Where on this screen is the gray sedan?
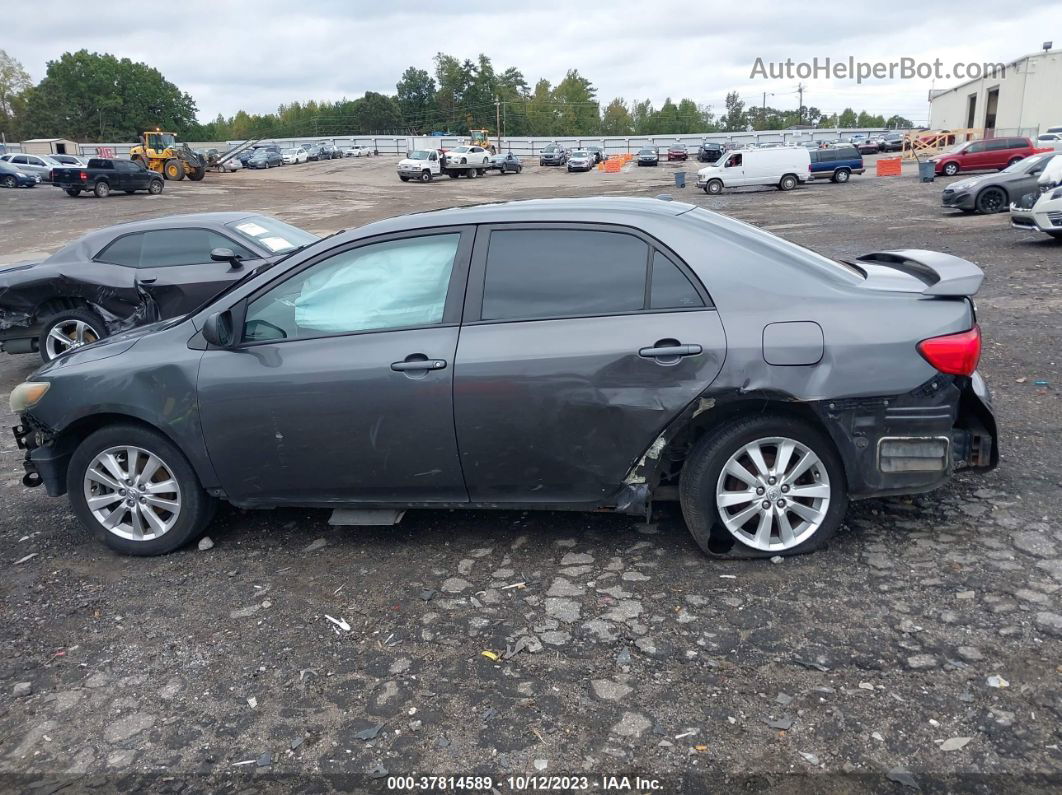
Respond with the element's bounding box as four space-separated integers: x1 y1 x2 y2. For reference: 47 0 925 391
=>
941 152 1058 214
11 198 996 559
0 153 65 181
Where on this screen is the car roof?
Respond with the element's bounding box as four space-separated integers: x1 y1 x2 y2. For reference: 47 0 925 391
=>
45 212 266 263
346 198 696 238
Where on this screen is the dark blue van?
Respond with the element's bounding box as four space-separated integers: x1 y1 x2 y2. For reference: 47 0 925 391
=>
808 145 864 183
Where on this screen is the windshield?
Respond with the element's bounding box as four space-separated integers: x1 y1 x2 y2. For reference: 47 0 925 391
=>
282 149 297 155
226 216 319 255
409 150 432 160
1002 153 1049 174
639 148 655 155
542 145 558 153
571 151 589 157
943 142 969 154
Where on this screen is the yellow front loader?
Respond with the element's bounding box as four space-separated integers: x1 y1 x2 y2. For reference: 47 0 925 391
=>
129 130 206 181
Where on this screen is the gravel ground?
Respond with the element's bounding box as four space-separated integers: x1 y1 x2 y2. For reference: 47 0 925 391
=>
0 154 1060 793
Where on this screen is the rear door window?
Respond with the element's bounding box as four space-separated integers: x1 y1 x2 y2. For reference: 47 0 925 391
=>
96 233 145 266
650 251 705 310
481 229 648 321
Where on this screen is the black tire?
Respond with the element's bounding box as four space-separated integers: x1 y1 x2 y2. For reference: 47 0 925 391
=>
420 170 432 183
187 166 206 181
517 165 522 174
467 168 478 179
942 162 959 176
832 168 851 183
448 172 459 179
975 186 1008 214
164 159 185 180
37 308 108 363
679 415 848 558
779 174 798 191
66 423 215 557
93 180 111 198
704 179 723 195
65 187 80 197
399 175 410 182
148 180 164 195
1006 156 1023 168
1 175 16 189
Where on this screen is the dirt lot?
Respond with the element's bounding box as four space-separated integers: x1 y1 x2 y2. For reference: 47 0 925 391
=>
1 153 1060 793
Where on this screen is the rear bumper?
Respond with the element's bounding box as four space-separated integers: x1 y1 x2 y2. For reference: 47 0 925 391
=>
817 373 997 499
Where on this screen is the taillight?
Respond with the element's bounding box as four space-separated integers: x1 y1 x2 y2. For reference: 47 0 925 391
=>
917 326 981 376
79 171 88 181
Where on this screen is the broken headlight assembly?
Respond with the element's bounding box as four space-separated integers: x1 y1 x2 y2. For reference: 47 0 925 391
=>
9 381 50 413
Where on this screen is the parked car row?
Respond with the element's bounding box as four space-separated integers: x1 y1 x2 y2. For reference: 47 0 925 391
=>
7 198 996 561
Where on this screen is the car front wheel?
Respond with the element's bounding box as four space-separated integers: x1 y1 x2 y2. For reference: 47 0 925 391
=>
679 415 847 557
976 186 1007 214
943 162 960 176
704 179 723 195
67 424 215 556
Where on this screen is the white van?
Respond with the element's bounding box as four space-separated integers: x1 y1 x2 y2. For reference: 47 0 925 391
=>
696 147 811 194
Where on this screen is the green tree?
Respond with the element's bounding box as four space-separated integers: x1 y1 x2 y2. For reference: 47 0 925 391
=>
601 98 632 136
885 114 913 129
23 50 197 141
396 67 437 133
352 91 403 133
837 107 858 128
0 49 31 141
631 99 655 134
553 69 598 135
720 91 746 132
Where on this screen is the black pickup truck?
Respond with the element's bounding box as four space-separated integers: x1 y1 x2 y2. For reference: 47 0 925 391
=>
51 158 165 198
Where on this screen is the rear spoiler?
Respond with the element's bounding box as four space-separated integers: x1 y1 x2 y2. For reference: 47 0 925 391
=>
852 249 984 296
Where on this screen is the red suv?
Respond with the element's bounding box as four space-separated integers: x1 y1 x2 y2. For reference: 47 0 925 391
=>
666 145 688 161
933 136 1036 176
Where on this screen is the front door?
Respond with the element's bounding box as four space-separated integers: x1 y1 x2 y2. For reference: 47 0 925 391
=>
453 225 726 505
197 228 473 505
133 228 266 316
720 152 746 185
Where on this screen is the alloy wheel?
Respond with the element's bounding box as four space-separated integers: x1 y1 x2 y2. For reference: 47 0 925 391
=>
45 320 100 359
714 436 831 552
83 445 182 541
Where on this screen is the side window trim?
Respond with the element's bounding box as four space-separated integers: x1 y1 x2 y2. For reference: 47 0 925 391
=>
94 228 257 267
94 231 144 267
463 222 714 326
232 225 475 348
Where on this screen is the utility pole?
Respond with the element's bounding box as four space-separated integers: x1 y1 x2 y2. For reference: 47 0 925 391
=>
796 83 806 122
495 96 501 151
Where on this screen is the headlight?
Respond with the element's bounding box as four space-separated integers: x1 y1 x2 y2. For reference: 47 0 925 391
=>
9 382 50 413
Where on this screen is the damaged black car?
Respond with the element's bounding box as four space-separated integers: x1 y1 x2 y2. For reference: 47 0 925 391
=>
0 212 318 362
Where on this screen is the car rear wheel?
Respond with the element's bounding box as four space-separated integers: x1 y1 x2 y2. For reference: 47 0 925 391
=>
65 187 80 197
467 169 478 179
448 172 459 179
399 175 410 182
93 181 110 198
679 415 847 557
38 308 107 362
832 168 851 183
779 174 798 191
67 424 215 556
704 179 723 195
975 187 1007 214
1006 157 1023 168
943 162 960 176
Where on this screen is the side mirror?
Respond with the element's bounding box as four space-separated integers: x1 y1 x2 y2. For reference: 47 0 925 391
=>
203 310 235 348
210 247 242 268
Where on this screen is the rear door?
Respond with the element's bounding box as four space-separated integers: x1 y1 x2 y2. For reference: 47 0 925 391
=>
453 224 726 505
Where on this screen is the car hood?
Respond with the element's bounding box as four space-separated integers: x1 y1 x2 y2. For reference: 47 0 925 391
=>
35 317 185 375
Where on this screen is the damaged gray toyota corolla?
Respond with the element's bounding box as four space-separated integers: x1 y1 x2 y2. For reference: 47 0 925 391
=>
10 198 997 558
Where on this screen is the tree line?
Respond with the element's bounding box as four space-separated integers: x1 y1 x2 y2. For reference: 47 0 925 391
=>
0 49 914 144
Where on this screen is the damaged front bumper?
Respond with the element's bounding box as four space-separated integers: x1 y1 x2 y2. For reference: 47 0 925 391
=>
13 418 71 496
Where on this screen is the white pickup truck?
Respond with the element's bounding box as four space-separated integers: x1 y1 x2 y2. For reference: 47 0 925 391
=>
397 146 493 182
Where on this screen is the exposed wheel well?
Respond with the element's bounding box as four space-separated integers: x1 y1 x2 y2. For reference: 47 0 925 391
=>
645 398 838 496
34 297 97 324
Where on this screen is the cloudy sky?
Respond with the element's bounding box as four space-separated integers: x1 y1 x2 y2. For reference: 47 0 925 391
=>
6 0 1061 124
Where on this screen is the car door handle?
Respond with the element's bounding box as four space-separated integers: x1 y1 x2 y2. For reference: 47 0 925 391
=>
391 358 447 372
137 277 157 284
638 344 702 358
